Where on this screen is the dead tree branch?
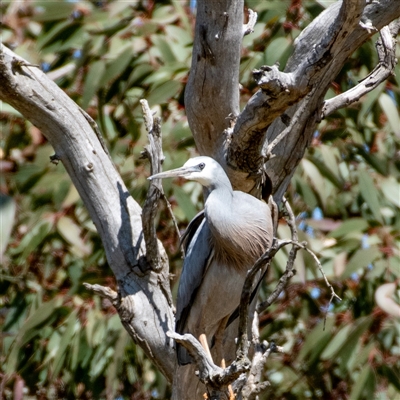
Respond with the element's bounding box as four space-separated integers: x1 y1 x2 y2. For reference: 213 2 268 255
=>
223 1 400 197
235 313 271 400
0 44 176 382
140 99 165 271
168 331 249 399
322 22 399 118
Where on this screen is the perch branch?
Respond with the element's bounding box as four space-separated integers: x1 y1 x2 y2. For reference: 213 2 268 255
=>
79 108 113 163
168 331 249 396
237 197 299 350
236 313 270 399
235 313 285 399
237 238 295 359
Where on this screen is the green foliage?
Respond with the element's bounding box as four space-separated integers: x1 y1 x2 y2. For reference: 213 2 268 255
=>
1 0 399 399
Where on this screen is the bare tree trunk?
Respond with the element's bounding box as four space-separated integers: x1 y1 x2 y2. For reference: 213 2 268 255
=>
184 0 243 160
0 0 399 397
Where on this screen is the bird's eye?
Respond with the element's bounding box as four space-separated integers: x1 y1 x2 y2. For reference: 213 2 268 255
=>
198 162 205 170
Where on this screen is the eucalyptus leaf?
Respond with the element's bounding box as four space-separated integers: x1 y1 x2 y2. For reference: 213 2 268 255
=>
57 216 91 257
6 296 63 374
13 219 53 264
380 177 400 208
297 317 335 364
146 80 182 106
33 2 76 22
99 48 133 88
82 60 106 109
349 364 375 400
0 194 16 257
329 218 369 238
173 186 198 222
151 35 178 64
50 310 78 379
379 92 400 136
358 169 384 224
343 247 381 278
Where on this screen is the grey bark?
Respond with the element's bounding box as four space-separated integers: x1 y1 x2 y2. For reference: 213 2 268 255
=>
185 0 400 199
184 0 243 159
0 0 399 398
0 47 176 382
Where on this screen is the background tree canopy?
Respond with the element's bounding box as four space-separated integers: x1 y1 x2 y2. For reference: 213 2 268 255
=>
1 0 399 399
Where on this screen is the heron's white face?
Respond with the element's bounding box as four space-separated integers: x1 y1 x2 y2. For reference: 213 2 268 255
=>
180 156 221 186
149 156 228 189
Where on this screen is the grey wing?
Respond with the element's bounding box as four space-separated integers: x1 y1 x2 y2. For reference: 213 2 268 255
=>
180 210 205 255
176 217 213 365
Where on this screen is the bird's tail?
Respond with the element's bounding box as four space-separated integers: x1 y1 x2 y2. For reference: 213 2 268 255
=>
176 343 193 365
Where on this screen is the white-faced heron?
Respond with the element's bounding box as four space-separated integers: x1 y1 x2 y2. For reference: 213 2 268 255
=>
149 156 273 365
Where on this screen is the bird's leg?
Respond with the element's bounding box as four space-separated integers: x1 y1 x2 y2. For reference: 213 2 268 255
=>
213 315 230 366
220 358 235 400
213 316 236 400
199 328 237 400
199 334 214 400
200 345 235 400
199 333 213 362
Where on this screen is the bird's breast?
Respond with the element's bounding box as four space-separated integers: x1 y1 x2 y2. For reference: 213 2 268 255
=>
205 193 273 271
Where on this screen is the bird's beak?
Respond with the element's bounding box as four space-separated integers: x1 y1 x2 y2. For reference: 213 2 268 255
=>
148 166 195 181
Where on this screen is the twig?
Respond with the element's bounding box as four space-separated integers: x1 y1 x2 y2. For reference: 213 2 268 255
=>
255 197 301 313
282 196 300 276
140 99 154 133
236 312 269 400
161 191 182 242
301 246 342 328
260 92 317 162
235 197 300 363
83 283 118 303
237 238 294 360
257 197 341 316
140 99 165 271
256 238 342 313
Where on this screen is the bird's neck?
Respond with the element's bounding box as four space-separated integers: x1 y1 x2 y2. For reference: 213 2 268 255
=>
203 172 235 239
204 184 234 232
207 173 233 194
